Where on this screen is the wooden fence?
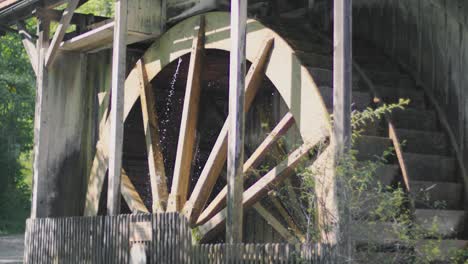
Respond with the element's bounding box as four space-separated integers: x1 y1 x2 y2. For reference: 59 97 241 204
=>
23 213 336 263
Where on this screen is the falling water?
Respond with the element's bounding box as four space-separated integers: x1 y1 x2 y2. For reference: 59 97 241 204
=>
160 57 183 151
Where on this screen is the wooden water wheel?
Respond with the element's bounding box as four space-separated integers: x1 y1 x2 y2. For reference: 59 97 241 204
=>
83 12 333 243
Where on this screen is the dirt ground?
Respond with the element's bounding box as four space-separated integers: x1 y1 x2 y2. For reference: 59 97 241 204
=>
0 235 23 263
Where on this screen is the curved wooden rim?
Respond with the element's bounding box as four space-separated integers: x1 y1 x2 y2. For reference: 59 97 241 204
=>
85 12 333 242
124 11 331 143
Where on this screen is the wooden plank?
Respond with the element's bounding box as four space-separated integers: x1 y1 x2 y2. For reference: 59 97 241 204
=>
167 16 205 212
121 169 149 213
183 37 274 224
107 0 127 215
196 112 294 225
252 203 299 244
227 0 247 247
136 59 169 212
198 141 319 241
45 0 80 67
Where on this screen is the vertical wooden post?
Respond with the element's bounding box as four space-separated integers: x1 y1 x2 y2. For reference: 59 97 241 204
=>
333 0 352 259
31 17 50 218
227 0 246 256
107 0 128 215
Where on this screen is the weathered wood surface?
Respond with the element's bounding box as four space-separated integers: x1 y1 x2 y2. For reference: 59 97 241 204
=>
23 214 336 263
227 0 247 248
333 0 352 255
107 0 128 216
31 17 50 218
168 16 205 212
137 59 169 212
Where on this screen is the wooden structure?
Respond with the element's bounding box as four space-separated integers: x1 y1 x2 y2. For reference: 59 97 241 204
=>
23 213 336 263
0 0 466 262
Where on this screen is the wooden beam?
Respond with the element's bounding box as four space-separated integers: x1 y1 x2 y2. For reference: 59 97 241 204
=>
121 169 149 213
107 0 127 216
227 0 247 246
252 203 299 244
167 16 205 212
198 141 318 241
34 7 109 26
333 0 352 253
136 59 169 212
31 17 50 218
182 37 274 225
388 122 411 191
45 0 80 67
270 196 305 241
17 23 38 75
197 112 295 225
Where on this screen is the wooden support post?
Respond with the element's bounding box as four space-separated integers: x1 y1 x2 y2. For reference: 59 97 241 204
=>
31 17 50 218
227 0 247 251
107 0 127 216
333 0 352 258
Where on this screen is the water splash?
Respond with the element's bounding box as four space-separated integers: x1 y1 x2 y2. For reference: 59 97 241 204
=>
160 57 182 148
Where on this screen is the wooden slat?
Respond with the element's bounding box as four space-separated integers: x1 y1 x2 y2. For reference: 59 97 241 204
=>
136 59 169 212
121 169 149 213
183 37 274 224
45 0 80 67
198 141 320 241
197 112 295 225
167 16 205 212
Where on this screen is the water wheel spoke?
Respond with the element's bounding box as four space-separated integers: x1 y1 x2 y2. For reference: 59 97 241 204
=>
137 59 169 212
183 37 275 224
197 112 295 225
121 169 149 213
168 16 206 212
252 202 299 244
198 140 321 241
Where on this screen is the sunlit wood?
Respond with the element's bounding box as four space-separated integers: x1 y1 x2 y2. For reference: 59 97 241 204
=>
121 169 149 213
197 112 294 225
183 37 274 224
167 16 205 212
198 141 320 241
137 59 169 212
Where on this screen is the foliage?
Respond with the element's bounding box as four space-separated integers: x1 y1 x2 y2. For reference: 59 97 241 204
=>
291 100 467 263
0 30 36 234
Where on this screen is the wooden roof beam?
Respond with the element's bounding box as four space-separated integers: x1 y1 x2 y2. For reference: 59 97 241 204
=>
45 0 80 67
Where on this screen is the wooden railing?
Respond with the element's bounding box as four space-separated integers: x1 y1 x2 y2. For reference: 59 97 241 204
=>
23 213 336 263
